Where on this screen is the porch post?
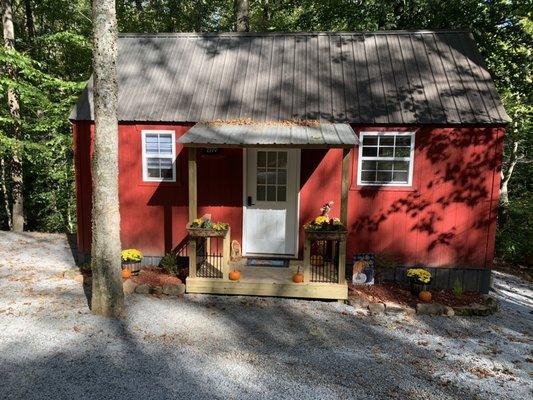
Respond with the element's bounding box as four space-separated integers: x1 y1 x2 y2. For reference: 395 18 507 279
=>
338 148 350 284
188 147 198 278
188 147 197 222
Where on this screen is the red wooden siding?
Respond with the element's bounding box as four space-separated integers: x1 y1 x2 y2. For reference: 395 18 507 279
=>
74 122 503 269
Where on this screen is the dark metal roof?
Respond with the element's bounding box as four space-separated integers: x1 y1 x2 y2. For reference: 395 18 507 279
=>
70 31 509 125
179 122 359 148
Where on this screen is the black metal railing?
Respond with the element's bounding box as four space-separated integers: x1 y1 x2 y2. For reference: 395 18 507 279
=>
310 239 340 283
195 237 224 279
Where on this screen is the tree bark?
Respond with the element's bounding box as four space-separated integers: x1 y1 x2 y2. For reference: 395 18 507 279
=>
0 157 12 230
90 0 124 317
2 0 24 232
24 0 35 42
234 0 249 32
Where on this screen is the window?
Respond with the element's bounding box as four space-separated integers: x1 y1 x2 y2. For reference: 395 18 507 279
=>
357 131 415 186
141 130 176 182
256 150 287 202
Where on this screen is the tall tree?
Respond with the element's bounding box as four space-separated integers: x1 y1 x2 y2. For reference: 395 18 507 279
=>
234 0 249 32
90 0 124 317
2 0 24 231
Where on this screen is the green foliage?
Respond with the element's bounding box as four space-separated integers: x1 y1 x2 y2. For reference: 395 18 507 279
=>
159 253 178 275
453 279 463 298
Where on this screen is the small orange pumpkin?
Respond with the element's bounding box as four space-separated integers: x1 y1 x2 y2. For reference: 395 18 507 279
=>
292 266 304 283
419 290 432 302
121 268 132 279
229 270 241 281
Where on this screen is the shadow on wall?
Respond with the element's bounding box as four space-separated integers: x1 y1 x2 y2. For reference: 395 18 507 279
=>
146 148 243 254
351 127 502 267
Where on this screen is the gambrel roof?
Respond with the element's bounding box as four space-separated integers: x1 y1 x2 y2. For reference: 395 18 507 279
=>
70 30 509 125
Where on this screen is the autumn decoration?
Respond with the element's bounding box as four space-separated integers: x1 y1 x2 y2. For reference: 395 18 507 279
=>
419 290 432 303
229 269 241 281
292 266 304 283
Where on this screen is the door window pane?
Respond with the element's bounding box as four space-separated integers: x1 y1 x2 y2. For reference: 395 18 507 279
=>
255 150 289 202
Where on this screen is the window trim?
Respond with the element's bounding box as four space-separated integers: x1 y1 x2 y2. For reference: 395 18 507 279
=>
357 131 415 187
141 130 176 183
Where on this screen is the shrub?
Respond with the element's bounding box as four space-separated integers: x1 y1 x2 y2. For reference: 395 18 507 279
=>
159 253 178 275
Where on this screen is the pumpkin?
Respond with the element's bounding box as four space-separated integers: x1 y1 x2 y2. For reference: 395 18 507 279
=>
229 270 241 281
292 266 304 283
419 290 432 302
121 268 132 279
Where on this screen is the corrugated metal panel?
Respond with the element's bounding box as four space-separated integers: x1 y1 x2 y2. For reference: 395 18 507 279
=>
69 31 509 125
178 122 359 148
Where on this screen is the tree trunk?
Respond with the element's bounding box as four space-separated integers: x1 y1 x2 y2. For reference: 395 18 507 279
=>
234 0 249 32
0 157 12 230
90 0 124 317
2 0 24 232
24 0 35 42
499 140 519 225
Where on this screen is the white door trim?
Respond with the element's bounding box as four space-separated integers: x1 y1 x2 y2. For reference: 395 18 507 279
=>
242 148 300 258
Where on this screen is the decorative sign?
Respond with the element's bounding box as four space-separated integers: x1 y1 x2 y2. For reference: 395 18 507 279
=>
352 253 375 285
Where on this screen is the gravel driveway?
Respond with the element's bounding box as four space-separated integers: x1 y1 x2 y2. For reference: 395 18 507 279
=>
0 231 531 400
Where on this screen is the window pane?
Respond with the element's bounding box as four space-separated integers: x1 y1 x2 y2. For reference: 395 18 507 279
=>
380 136 394 146
379 147 394 157
257 169 267 184
376 171 393 182
160 158 172 169
277 152 287 167
362 135 378 145
147 168 160 178
393 161 409 171
362 146 377 157
266 171 276 185
266 186 276 201
362 160 376 170
361 170 376 182
277 186 286 202
395 147 410 157
267 152 277 167
159 136 172 155
145 134 159 154
257 151 266 167
396 136 411 146
393 171 408 183
257 185 265 201
377 161 393 170
277 169 287 185
161 168 173 179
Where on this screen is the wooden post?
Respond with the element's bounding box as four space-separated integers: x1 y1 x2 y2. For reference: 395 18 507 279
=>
188 239 197 278
222 227 231 280
188 147 197 222
303 235 311 283
338 148 350 284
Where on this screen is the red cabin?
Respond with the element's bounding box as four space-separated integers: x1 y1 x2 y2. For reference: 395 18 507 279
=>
70 31 507 298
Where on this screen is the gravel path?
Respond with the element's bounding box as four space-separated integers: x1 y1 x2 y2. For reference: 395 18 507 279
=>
0 231 531 400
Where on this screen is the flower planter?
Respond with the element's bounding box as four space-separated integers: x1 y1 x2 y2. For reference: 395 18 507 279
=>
122 260 142 276
304 229 347 241
409 278 431 295
186 225 229 238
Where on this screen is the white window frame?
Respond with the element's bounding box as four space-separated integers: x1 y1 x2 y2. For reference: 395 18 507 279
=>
357 131 415 187
141 130 176 182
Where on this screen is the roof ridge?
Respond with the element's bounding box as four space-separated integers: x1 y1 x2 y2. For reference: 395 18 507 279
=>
118 29 471 38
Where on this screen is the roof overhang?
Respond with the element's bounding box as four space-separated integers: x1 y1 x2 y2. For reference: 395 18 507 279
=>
178 122 359 148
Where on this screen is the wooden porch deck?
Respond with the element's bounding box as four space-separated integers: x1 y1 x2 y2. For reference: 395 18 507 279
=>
186 261 348 300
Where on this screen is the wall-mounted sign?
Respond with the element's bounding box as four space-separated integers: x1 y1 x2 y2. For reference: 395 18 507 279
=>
202 148 220 155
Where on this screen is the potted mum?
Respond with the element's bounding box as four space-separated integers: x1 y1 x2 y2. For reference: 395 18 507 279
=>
406 267 432 295
121 248 143 276
304 201 347 241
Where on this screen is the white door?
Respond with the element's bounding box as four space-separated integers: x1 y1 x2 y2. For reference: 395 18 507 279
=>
243 149 300 256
